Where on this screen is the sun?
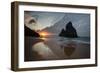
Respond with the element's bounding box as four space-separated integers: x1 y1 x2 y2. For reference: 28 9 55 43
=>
40 32 46 37
39 32 47 37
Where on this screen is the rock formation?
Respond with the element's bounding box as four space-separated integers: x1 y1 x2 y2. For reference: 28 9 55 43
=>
59 21 78 38
25 25 40 37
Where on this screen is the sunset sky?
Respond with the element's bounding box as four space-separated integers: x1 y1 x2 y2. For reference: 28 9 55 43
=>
24 11 90 37
24 11 65 30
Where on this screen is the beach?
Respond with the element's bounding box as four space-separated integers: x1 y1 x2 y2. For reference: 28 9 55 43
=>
24 36 90 61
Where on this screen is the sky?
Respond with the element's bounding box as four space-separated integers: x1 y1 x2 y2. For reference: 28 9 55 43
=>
24 11 90 37
24 11 65 30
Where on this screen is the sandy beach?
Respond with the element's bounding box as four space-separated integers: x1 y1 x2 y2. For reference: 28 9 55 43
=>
24 37 90 61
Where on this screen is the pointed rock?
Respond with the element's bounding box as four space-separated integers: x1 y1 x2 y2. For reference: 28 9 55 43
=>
59 28 66 36
59 21 78 38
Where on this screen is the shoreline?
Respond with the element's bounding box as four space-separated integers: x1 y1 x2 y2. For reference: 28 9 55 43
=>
24 37 90 61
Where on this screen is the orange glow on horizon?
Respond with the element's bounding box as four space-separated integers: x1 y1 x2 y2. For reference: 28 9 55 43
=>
39 31 52 37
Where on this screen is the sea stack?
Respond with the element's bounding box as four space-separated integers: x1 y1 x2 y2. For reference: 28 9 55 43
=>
59 21 78 38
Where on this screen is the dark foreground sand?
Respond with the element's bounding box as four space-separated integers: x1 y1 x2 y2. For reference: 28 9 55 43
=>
24 37 90 61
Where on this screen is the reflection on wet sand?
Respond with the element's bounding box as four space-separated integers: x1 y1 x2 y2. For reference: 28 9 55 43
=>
25 37 90 61
32 42 58 60
61 41 76 57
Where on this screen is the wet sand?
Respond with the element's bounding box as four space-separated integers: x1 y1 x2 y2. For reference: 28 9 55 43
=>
24 37 90 61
